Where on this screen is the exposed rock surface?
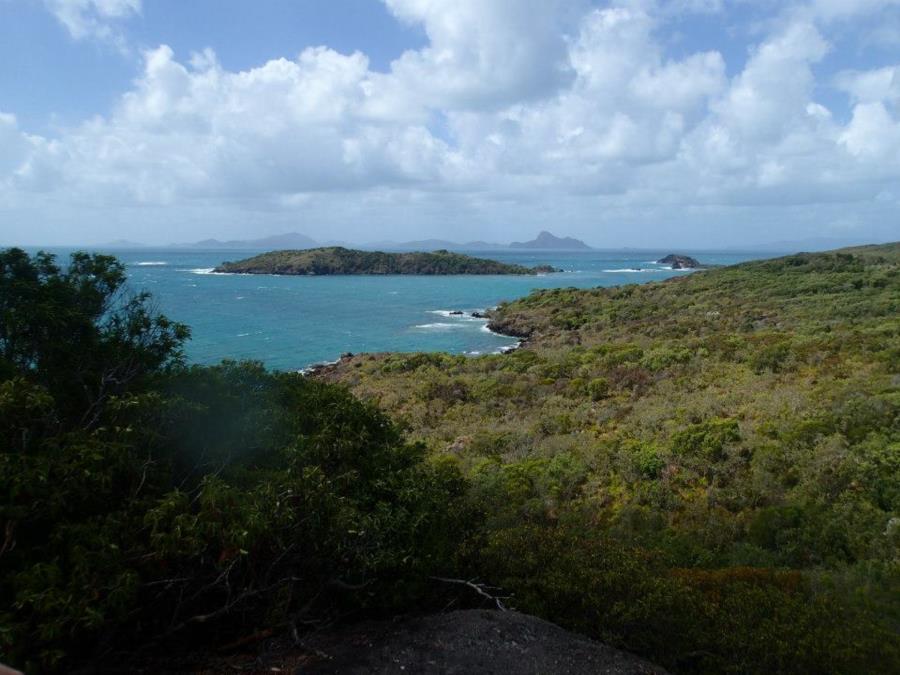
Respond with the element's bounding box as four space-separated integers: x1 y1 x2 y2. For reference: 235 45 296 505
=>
297 610 669 674
656 254 701 269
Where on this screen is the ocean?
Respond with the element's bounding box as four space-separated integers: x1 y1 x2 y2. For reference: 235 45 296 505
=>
30 247 777 371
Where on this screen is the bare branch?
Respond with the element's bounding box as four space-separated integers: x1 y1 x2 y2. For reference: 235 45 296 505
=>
430 576 511 611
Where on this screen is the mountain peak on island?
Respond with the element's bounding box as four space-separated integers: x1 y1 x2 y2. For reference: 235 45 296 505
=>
173 232 319 249
509 231 591 250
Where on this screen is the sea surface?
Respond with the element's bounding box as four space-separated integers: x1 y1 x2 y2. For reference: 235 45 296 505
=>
33 247 779 371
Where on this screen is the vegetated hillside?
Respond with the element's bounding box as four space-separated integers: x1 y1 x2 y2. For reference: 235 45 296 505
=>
214 247 559 275
0 249 471 672
320 242 900 674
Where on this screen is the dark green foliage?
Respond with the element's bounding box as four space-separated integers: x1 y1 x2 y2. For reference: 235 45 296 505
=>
0 248 188 423
215 246 558 275
0 250 468 671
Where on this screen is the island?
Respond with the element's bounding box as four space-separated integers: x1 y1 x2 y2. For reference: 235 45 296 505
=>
656 253 701 269
509 231 592 250
213 247 561 275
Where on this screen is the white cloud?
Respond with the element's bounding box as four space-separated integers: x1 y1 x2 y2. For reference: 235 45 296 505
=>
43 0 140 44
384 0 578 110
810 0 900 21
4 0 900 245
840 102 900 160
835 65 900 103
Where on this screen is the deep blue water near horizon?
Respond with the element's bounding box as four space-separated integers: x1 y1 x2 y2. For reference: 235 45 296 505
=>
29 247 781 371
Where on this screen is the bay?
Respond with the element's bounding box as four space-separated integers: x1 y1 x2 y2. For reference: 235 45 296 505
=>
32 247 776 371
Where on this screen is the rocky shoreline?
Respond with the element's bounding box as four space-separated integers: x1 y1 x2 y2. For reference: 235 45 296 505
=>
302 307 528 377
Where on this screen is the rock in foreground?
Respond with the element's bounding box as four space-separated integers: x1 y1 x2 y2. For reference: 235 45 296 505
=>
214 247 561 275
297 610 668 674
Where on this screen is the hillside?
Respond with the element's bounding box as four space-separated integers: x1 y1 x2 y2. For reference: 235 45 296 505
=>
509 231 592 250
318 242 900 674
214 246 559 275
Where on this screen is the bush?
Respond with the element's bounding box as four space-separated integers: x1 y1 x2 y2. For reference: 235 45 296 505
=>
0 251 469 671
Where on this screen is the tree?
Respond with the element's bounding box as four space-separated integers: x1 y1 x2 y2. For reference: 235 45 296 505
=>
0 248 189 425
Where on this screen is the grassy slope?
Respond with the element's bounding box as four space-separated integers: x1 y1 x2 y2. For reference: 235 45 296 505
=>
319 243 899 671
215 247 555 275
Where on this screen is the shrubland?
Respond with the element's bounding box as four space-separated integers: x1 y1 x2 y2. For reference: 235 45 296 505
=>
321 243 900 674
2 243 897 673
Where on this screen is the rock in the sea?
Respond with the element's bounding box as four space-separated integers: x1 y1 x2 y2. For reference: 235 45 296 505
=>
449 310 464 315
471 311 487 319
657 254 701 269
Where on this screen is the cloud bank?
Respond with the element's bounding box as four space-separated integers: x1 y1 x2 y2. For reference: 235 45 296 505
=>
2 0 899 246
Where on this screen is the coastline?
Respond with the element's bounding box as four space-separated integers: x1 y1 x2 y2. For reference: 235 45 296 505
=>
300 308 526 376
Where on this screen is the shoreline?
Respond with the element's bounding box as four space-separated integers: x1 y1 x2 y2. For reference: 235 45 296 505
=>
300 308 526 376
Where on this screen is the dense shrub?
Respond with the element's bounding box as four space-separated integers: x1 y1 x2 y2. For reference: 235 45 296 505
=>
0 250 468 671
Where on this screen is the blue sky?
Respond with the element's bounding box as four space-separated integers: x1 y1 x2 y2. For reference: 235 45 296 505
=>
1 0 899 247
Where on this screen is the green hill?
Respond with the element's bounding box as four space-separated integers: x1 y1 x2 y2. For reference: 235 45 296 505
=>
214 246 559 275
319 242 900 674
3 243 897 674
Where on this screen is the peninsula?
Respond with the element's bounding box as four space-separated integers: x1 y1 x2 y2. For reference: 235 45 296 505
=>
213 247 560 275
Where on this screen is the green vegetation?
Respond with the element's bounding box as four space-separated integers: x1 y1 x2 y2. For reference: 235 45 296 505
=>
3 243 898 673
321 243 900 674
0 249 467 671
214 246 559 275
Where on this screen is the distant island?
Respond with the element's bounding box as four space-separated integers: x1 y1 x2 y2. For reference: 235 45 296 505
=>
213 247 561 275
656 254 701 269
154 230 591 251
176 232 319 250
509 231 592 250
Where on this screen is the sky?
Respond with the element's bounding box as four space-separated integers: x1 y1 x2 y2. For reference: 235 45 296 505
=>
1 0 899 248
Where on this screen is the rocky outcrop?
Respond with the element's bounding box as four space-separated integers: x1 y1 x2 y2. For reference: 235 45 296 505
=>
298 610 669 674
657 254 701 269
485 314 534 339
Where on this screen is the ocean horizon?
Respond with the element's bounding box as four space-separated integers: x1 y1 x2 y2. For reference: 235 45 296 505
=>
26 246 781 371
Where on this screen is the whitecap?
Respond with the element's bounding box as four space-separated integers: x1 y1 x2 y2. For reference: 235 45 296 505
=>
237 332 250 337
414 322 461 330
134 261 167 266
430 309 490 322
603 268 651 273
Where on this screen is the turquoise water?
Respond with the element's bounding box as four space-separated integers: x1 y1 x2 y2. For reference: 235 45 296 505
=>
35 247 776 371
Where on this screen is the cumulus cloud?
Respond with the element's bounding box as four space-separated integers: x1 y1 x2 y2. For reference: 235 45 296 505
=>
7 44 462 206
4 0 900 244
381 0 581 112
43 0 140 44
836 65 900 103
